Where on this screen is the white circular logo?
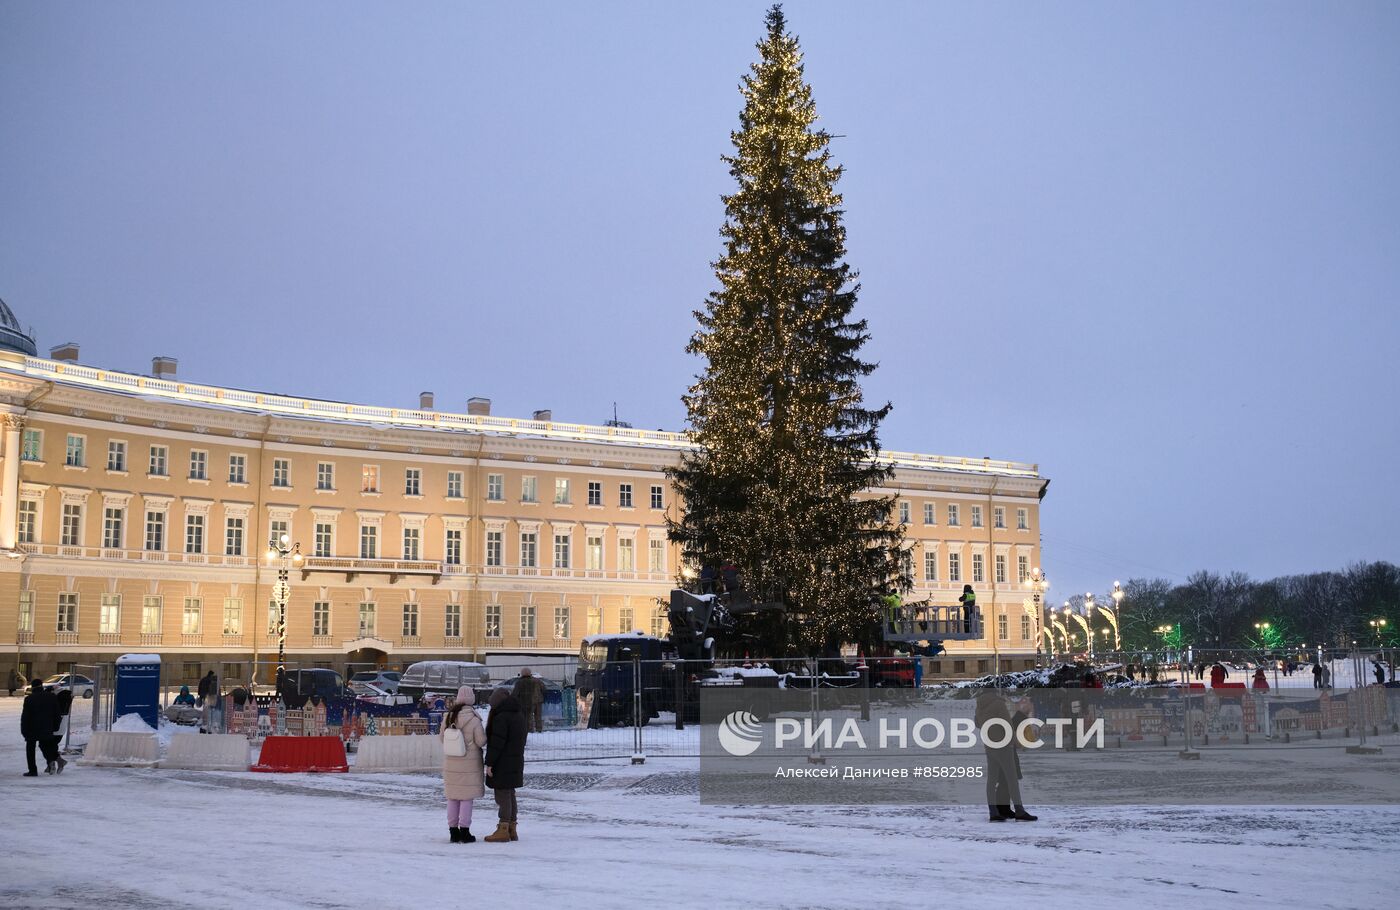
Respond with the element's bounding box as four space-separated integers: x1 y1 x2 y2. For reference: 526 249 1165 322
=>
717 710 763 756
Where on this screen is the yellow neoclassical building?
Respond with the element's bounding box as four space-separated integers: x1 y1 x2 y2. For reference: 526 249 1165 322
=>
0 303 1049 683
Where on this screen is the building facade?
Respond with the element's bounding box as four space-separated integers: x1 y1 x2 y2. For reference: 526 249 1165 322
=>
0 310 1048 684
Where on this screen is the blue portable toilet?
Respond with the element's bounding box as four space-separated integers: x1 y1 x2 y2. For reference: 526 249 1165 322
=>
114 653 162 730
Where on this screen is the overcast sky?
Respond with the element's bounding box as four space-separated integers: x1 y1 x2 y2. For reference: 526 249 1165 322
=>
3 1 1397 603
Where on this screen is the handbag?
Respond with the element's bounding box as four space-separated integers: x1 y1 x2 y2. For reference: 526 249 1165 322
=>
442 722 467 757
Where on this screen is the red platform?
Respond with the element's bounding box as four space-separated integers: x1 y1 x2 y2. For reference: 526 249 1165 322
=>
1215 682 1247 690
252 735 348 773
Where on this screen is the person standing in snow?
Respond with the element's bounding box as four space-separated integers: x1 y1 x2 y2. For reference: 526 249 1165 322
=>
483 688 528 843
1209 663 1228 687
511 668 546 734
1321 664 1332 688
974 691 1036 823
7 667 23 696
1312 662 1323 689
1373 661 1386 686
1251 669 1269 690
20 679 63 776
440 685 487 843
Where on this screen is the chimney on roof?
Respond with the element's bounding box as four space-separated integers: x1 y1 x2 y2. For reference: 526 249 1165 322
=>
50 342 79 362
152 356 177 380
419 391 434 410
532 409 552 422
467 397 491 416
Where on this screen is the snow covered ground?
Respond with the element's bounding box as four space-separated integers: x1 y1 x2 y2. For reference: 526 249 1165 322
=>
2 697 1398 909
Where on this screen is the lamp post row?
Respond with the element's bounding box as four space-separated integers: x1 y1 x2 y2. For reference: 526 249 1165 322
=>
266 533 303 682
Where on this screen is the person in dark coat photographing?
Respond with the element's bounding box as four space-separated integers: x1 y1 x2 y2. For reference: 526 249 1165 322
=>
483 687 528 842
21 679 64 776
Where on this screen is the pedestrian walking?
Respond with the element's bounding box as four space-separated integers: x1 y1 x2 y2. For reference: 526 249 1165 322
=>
197 670 219 732
7 667 23 697
511 668 546 734
440 685 487 843
974 691 1036 822
1373 661 1386 686
1209 663 1228 687
1312 662 1323 689
1195 661 1207 681
1252 669 1269 690
483 688 528 843
20 679 64 776
958 585 978 635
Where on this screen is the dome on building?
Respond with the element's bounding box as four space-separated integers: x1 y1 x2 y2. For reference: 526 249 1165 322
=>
0 297 37 356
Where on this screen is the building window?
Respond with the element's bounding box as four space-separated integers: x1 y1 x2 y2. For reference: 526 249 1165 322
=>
995 554 1007 584
554 478 570 504
972 552 985 583
189 450 207 481
185 515 205 554
65 434 85 467
61 503 82 547
923 551 938 582
587 606 602 636
520 531 538 568
312 601 330 636
520 605 536 639
183 597 202 634
486 473 504 501
444 602 461 638
314 522 332 558
359 525 378 559
445 529 462 565
222 598 242 635
948 552 961 583
485 604 502 639
618 538 635 572
57 593 78 633
317 462 334 491
17 500 37 544
1017 508 1029 531
225 517 245 556
898 501 910 524
149 445 168 476
619 606 634 633
651 608 667 638
447 471 463 498
648 538 665 573
554 606 570 640
358 602 376 637
107 440 127 472
619 484 633 508
269 519 288 547
142 596 162 635
100 593 121 634
947 504 959 527
18 590 34 633
923 502 936 525
1017 555 1029 584
485 530 502 567
650 485 664 510
228 454 247 484
586 534 603 571
272 459 290 487
402 527 420 560
402 603 419 638
266 600 280 636
901 549 914 580
587 481 602 506
404 468 421 496
993 507 1005 529
1021 615 1032 640
998 614 1008 641
144 511 165 552
361 465 379 493
554 532 570 568
102 507 124 549
521 475 537 503
971 505 983 529
21 428 42 461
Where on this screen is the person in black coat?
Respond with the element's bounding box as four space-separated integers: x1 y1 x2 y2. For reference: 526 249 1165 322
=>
20 679 63 776
483 688 528 842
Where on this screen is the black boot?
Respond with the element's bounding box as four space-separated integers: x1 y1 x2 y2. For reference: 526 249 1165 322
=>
997 805 1015 819
1012 806 1038 821
460 828 475 843
449 827 462 843
988 807 1007 822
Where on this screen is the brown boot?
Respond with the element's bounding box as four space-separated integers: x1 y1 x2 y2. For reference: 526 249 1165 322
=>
483 823 511 843
508 822 518 841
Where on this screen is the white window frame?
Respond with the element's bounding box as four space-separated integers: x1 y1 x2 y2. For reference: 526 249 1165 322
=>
402 526 421 561
21 427 42 461
359 524 378 559
923 502 936 525
553 605 570 640
1017 508 1029 531
948 552 962 583
521 475 537 503
100 593 121 635
358 601 376 637
317 462 335 491
141 595 162 635
519 604 536 639
222 597 242 635
486 473 504 501
107 439 127 472
445 528 462 566
947 504 960 527
57 592 78 633
402 602 419 638
446 471 464 499
272 458 291 487
619 484 633 508
404 468 421 496
520 530 538 568
553 532 571 569
484 603 502 639
182 597 202 634
587 481 602 506
102 506 125 550
148 444 168 476
361 464 380 494
923 551 938 582
144 509 165 552
189 450 208 481
650 485 664 510
971 505 983 529
228 453 247 484
485 530 503 567
444 602 461 638
225 517 245 556
65 433 86 467
185 514 206 554
554 478 570 504
312 601 331 637
586 534 604 571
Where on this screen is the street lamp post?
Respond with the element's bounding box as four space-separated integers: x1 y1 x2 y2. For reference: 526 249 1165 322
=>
1369 618 1387 646
1110 581 1124 651
1026 568 1048 668
266 533 303 684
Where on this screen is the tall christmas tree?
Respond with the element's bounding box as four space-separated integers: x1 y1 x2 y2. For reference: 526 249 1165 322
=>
669 5 906 655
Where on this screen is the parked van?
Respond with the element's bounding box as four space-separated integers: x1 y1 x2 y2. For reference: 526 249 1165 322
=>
574 633 670 726
397 661 491 700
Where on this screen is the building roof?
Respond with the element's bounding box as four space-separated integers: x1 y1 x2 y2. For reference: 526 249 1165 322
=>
0 298 37 356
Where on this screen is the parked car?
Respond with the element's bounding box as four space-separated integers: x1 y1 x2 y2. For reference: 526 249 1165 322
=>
397 661 490 701
276 668 348 707
43 673 95 698
349 670 400 694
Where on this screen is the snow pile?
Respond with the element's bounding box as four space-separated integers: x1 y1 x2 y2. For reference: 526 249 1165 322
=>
714 666 779 679
111 711 200 748
112 712 155 734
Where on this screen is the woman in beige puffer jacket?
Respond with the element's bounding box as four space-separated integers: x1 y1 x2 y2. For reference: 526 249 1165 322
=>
441 685 487 843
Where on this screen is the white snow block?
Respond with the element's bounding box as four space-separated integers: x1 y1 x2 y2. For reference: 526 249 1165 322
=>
80 731 159 768
160 734 250 771
353 734 442 772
